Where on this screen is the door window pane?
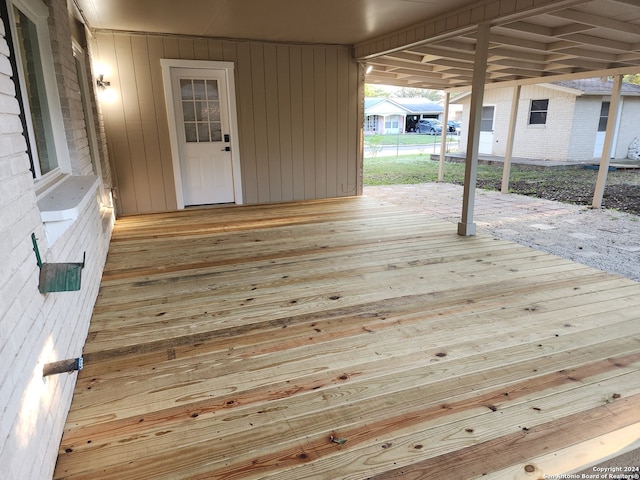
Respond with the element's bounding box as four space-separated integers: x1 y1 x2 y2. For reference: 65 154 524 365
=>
480 106 494 132
180 79 193 100
182 101 194 122
184 123 197 142
193 80 206 100
197 123 210 142
180 77 222 143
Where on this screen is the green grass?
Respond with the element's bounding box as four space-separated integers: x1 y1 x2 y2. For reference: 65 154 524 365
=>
366 133 446 145
363 155 608 187
364 156 485 186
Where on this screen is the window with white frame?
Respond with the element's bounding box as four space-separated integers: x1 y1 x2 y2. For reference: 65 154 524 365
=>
598 101 610 132
384 115 400 129
3 0 67 180
529 99 549 125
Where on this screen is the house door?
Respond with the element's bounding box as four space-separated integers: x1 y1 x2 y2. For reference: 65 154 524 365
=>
593 100 620 159
479 106 495 155
169 67 235 206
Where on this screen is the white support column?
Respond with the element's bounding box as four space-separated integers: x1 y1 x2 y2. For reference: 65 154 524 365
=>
592 74 623 209
439 92 451 182
501 84 521 193
458 22 490 237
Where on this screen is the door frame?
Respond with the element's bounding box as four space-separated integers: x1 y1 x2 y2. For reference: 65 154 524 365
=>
161 59 243 209
593 97 622 159
478 104 495 155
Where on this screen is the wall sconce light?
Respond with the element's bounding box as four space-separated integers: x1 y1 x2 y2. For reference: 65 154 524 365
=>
96 74 110 90
365 64 373 75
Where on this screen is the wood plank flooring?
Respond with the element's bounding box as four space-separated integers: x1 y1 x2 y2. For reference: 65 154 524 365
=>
54 197 640 479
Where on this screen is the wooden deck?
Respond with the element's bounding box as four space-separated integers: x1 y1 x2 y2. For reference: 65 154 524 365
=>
54 197 640 480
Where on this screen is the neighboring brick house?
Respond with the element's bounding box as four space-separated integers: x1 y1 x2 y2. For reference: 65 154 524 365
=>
454 78 640 161
0 0 113 478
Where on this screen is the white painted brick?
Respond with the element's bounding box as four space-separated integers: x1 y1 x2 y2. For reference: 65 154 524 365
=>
0 92 20 115
0 56 12 77
0 73 15 96
0 3 114 479
0 113 22 134
0 38 9 57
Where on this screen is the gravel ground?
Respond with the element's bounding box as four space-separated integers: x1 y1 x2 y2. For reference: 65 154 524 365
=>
364 182 640 282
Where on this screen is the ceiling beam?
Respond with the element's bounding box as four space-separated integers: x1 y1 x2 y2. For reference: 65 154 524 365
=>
548 8 640 36
552 23 595 36
449 65 640 93
550 47 619 62
499 21 553 37
368 58 436 73
487 33 550 53
408 46 476 63
560 33 633 52
424 58 475 71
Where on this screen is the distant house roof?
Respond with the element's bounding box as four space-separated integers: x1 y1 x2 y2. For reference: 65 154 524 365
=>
451 78 640 103
549 78 640 96
392 98 443 114
364 98 388 110
364 97 443 115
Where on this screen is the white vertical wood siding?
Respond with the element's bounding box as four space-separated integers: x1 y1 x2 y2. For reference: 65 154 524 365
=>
94 33 360 215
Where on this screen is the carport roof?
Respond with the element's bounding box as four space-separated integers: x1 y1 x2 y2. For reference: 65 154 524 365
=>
359 0 640 91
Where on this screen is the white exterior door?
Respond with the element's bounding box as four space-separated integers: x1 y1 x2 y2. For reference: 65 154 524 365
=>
479 105 495 155
593 99 620 159
169 67 234 206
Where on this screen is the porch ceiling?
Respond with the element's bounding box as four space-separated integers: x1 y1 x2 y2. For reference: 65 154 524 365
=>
76 0 640 91
73 0 474 46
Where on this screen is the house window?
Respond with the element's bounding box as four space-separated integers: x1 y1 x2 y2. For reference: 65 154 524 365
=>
4 0 62 179
384 115 400 129
598 101 610 132
529 99 549 125
364 115 376 131
480 106 494 132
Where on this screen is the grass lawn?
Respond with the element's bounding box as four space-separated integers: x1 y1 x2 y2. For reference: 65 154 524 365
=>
364 155 488 185
365 133 458 146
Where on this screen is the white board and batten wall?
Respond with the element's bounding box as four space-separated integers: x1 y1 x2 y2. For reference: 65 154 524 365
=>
94 33 362 216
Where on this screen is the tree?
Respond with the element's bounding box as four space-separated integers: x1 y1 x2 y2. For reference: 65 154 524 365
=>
623 74 640 85
364 84 392 97
364 84 443 101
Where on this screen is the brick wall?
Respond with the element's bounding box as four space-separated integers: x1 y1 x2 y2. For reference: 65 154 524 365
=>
567 97 600 161
46 0 93 176
487 84 576 161
614 97 640 159
0 1 113 478
457 84 640 162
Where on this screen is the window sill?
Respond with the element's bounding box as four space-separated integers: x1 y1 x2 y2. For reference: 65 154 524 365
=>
37 175 100 245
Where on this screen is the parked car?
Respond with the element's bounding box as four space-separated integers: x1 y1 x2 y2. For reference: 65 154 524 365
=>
447 120 461 134
415 119 443 135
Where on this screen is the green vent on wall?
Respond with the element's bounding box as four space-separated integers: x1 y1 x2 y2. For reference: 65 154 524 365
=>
31 233 85 293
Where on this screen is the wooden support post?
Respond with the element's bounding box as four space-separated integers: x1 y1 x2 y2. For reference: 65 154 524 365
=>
438 92 451 182
458 22 490 237
501 85 521 194
592 74 623 209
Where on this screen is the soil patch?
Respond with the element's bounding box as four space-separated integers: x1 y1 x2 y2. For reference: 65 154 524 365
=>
470 168 640 216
